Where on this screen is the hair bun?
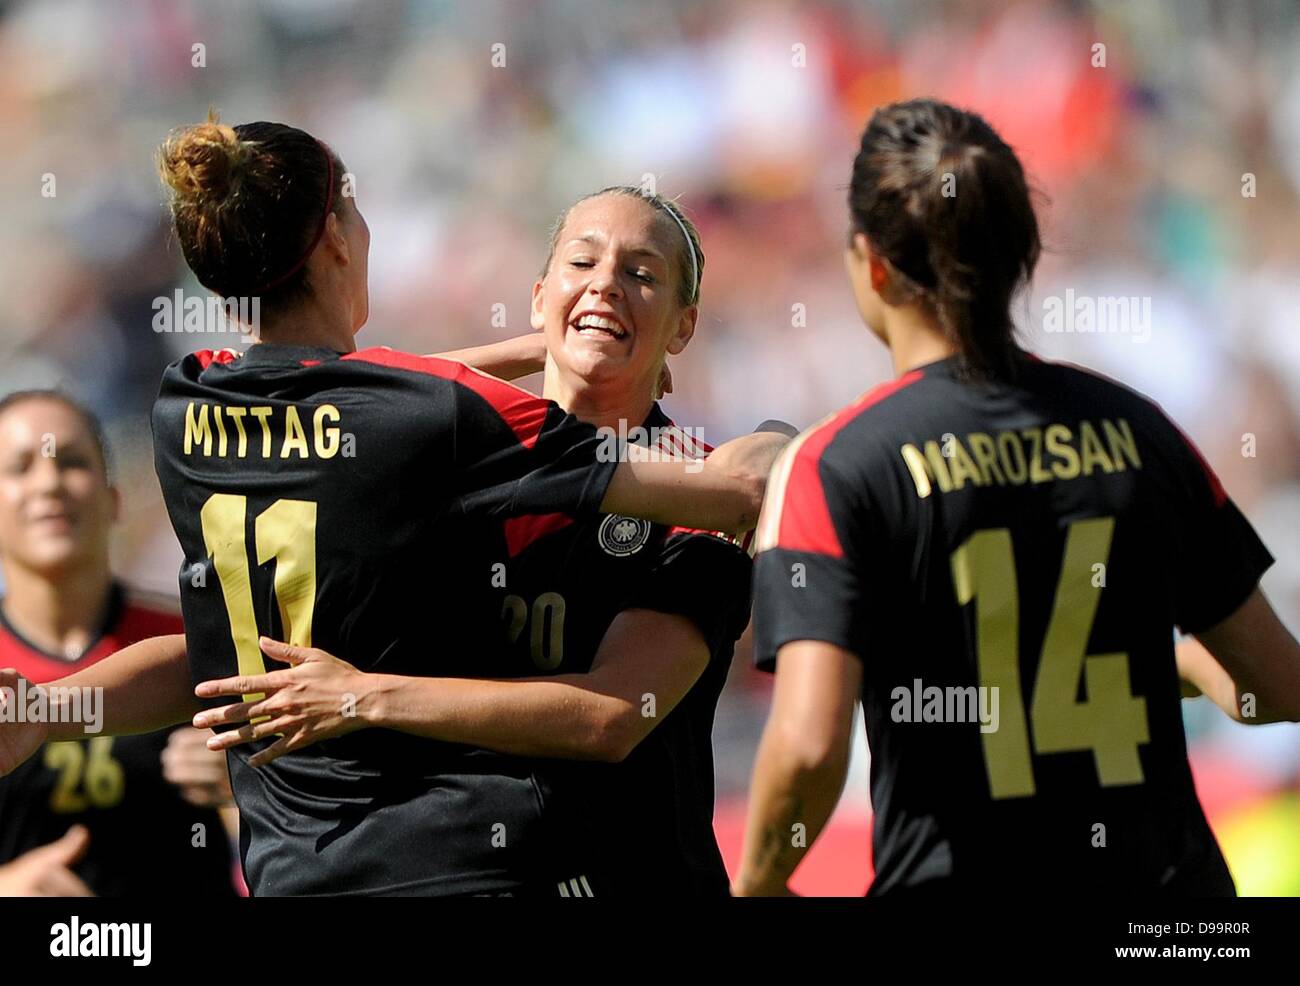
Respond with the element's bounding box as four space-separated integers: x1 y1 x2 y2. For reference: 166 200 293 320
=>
158 116 251 206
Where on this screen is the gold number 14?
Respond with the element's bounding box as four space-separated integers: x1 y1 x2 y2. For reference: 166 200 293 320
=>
950 516 1149 799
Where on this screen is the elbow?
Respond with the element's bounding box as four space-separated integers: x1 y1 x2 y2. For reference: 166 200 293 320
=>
770 719 850 778
585 705 645 763
722 470 766 534
740 473 767 532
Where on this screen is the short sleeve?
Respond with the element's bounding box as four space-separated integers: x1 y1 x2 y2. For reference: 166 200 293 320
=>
752 437 868 671
1166 425 1273 634
621 530 754 654
442 364 619 519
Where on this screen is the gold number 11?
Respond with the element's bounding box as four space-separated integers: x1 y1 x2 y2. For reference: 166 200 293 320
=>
200 494 318 701
950 516 1150 799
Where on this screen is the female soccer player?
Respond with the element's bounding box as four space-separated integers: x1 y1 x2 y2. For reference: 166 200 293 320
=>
192 185 756 897
734 99 1300 897
0 391 235 896
0 117 783 897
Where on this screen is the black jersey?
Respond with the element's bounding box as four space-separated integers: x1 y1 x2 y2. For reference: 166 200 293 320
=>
0 585 235 897
492 405 752 896
753 353 1272 897
152 344 619 896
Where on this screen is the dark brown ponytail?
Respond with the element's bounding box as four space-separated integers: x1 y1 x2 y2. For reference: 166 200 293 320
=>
848 99 1040 381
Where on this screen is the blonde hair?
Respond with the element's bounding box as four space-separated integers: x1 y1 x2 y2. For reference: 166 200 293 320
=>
541 185 705 307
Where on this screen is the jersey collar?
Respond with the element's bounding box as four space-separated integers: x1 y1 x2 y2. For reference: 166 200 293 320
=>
0 582 126 665
236 343 343 367
641 402 673 436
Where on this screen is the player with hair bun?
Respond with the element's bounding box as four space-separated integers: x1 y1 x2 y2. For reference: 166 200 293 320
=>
0 115 788 897
194 184 757 897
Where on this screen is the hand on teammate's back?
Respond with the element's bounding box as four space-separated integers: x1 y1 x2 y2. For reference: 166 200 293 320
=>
192 640 372 767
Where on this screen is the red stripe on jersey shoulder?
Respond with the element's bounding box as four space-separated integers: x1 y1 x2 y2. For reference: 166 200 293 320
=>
193 349 242 370
344 347 550 449
503 512 575 558
777 370 924 556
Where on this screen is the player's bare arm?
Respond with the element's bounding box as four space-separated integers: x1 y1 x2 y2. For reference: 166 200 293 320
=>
602 428 790 535
1178 587 1300 724
0 633 194 777
734 639 860 896
431 333 673 397
430 333 547 382
194 610 711 765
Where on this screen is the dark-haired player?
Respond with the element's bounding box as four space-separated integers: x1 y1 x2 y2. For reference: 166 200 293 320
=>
1 116 782 896
192 185 756 897
0 391 235 896
736 99 1300 897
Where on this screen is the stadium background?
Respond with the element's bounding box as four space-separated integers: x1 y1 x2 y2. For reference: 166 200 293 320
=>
0 0 1297 894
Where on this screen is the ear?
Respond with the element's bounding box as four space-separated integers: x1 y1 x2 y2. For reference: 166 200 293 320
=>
666 305 697 356
530 279 545 332
845 232 883 287
852 236 896 294
868 250 890 294
321 212 349 266
108 485 122 525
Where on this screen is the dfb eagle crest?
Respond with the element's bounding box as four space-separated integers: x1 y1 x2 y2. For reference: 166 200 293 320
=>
597 514 652 556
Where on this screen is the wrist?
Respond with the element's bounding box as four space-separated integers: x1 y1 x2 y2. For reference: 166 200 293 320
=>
356 673 390 728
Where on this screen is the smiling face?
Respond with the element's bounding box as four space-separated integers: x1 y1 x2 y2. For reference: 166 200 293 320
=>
0 397 117 579
531 193 697 400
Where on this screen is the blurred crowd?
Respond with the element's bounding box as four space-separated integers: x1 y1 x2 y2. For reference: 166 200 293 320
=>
1 0 1297 893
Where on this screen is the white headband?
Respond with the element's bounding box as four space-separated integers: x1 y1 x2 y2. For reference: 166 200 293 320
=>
660 203 699 303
